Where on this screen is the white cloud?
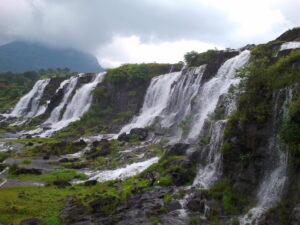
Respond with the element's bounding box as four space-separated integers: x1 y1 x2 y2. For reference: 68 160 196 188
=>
97 36 221 68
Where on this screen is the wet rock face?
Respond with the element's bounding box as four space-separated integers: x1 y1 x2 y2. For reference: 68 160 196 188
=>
290 204 300 225
165 143 189 156
60 197 89 224
60 186 176 225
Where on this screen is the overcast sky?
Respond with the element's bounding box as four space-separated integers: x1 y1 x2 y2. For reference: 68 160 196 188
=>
0 0 299 68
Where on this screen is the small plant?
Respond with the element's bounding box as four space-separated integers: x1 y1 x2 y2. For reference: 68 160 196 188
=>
163 194 173 204
22 159 32 165
208 107 226 121
220 142 232 154
188 216 200 225
231 218 240 225
149 216 160 225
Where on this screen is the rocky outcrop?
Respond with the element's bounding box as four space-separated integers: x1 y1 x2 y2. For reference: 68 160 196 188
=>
118 128 149 142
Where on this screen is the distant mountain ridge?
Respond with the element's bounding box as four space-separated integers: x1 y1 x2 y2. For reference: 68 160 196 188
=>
0 41 104 73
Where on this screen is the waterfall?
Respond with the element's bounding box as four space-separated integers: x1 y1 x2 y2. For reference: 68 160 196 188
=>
187 50 250 141
239 87 292 225
279 41 300 51
119 71 181 134
118 51 250 143
44 75 81 124
39 72 105 137
7 79 50 118
160 65 206 131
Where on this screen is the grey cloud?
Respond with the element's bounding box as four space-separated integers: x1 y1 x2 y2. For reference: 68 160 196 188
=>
0 0 238 52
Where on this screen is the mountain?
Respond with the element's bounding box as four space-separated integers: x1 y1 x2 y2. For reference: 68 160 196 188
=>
0 41 104 73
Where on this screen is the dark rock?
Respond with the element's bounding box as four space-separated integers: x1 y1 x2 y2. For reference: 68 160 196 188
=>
130 128 148 141
186 192 206 212
89 195 119 213
59 158 69 163
291 204 300 225
19 218 41 225
168 200 182 212
84 180 97 186
53 180 71 188
25 135 32 139
14 168 42 175
43 155 50 160
61 197 89 223
25 142 34 146
165 143 189 156
118 133 129 142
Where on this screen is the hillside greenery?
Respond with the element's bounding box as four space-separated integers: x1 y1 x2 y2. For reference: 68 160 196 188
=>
0 69 74 113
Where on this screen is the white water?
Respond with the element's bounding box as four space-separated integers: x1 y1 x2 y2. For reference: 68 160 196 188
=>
193 120 226 188
119 71 181 134
6 79 50 118
240 87 292 225
84 157 159 182
160 65 206 133
187 50 250 141
279 41 300 51
45 75 81 124
39 72 105 137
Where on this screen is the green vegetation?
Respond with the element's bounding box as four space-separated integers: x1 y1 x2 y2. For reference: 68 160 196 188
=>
19 140 86 157
224 43 300 164
0 69 73 113
146 155 196 186
105 63 182 85
9 168 87 185
204 179 249 215
184 49 222 67
208 106 226 121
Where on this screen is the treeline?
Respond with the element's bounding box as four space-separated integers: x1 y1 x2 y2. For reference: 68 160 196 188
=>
0 68 73 112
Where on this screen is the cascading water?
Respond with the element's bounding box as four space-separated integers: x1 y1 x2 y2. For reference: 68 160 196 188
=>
119 71 181 134
240 87 293 225
119 51 250 144
187 50 250 141
279 41 300 51
44 75 81 124
7 79 50 118
39 72 106 137
159 65 206 134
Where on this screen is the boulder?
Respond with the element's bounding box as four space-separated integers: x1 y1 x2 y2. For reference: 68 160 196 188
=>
165 143 189 156
129 128 148 141
84 180 97 186
53 180 71 188
14 168 42 175
118 133 129 142
61 197 89 223
167 200 182 212
186 192 206 212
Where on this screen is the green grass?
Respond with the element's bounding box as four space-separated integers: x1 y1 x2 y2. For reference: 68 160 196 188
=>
9 169 88 184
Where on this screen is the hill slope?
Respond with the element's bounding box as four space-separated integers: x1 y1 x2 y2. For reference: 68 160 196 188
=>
0 41 103 73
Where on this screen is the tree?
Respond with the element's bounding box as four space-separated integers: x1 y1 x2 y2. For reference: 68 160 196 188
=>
184 51 198 65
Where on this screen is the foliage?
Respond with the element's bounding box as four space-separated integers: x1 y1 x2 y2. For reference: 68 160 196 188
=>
205 179 249 215
208 107 226 121
191 49 221 67
184 51 198 65
105 63 182 85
